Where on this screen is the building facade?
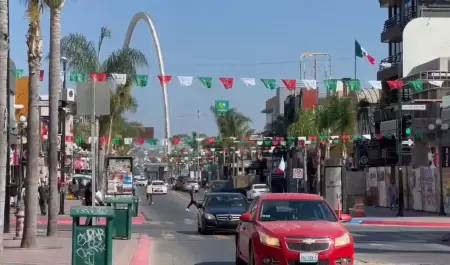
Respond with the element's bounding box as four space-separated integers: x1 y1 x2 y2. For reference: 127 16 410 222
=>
376 0 450 168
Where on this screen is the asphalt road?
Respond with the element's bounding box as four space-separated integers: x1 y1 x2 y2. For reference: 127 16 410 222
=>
135 187 236 265
30 187 450 264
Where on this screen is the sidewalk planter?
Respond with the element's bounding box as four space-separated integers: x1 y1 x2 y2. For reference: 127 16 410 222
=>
113 193 139 217
70 206 114 265
105 197 133 240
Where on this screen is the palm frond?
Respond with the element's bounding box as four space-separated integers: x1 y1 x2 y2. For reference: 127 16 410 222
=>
60 33 98 73
43 0 63 9
101 48 148 83
98 26 112 57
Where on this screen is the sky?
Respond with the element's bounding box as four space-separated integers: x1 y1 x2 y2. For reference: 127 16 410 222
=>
10 0 386 138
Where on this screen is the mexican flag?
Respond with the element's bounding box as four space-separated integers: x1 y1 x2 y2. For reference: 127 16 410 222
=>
355 40 375 65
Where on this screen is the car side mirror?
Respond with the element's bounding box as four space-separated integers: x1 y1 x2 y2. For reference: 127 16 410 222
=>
240 213 252 222
339 213 352 223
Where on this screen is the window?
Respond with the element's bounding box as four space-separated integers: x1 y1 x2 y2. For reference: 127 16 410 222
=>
151 181 164 186
253 184 269 190
205 195 248 208
259 200 337 222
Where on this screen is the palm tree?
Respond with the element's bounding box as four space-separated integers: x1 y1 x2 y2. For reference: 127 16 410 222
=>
0 0 9 255
60 27 148 190
210 106 253 138
356 99 372 135
21 0 44 248
327 96 356 158
44 0 64 237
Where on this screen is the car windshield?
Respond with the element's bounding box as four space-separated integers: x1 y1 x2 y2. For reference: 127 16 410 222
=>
152 181 164 186
206 195 248 208
254 184 269 190
211 181 234 191
259 200 337 222
187 180 197 184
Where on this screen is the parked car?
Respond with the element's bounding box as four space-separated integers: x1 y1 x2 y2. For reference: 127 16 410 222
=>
183 179 199 192
197 192 248 234
235 193 354 265
246 184 270 200
150 180 168 194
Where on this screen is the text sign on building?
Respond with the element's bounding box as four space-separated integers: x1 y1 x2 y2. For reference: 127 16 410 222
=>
401 104 426 110
441 147 450 168
442 96 450 109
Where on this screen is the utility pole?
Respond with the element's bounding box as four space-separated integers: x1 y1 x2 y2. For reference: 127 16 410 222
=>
196 110 200 181
90 77 97 224
299 53 331 194
59 58 67 215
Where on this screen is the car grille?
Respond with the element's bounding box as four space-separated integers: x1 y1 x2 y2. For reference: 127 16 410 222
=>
286 242 330 252
215 214 241 221
287 261 329 265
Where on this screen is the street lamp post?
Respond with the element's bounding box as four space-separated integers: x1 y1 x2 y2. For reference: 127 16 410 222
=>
16 115 27 210
427 118 448 216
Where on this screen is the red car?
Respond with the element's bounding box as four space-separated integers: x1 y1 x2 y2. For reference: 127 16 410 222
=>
235 193 354 265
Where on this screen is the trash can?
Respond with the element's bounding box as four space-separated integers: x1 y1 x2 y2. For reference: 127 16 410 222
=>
131 196 139 217
70 206 114 265
113 193 138 217
104 197 133 240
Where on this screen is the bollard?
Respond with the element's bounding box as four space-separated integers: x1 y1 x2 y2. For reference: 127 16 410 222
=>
14 208 24 240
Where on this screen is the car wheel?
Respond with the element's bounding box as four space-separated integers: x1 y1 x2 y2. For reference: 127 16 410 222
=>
235 237 247 265
249 243 255 265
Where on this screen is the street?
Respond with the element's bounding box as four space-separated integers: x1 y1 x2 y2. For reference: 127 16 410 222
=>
133 187 450 265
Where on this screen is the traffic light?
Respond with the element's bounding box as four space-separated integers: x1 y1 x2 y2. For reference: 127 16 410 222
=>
402 114 413 137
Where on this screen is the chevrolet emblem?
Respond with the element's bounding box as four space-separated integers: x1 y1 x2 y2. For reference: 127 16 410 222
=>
303 239 315 244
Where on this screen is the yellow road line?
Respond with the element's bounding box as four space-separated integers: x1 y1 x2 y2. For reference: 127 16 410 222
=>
188 235 204 240
213 235 231 240
172 191 189 201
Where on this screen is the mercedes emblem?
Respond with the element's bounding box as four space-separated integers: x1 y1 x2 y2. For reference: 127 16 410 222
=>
227 215 233 220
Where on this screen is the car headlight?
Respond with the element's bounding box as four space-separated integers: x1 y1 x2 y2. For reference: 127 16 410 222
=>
204 213 215 220
258 231 280 247
334 233 351 247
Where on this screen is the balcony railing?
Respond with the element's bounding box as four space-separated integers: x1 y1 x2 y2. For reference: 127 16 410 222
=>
382 7 417 32
379 52 402 70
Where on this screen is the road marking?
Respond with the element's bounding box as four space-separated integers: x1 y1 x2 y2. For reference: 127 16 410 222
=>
173 191 189 201
166 221 175 225
351 233 364 237
213 235 231 239
161 230 175 239
188 235 204 240
149 221 161 225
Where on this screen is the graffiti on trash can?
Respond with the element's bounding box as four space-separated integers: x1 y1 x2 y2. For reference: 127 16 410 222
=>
76 228 105 265
74 207 108 216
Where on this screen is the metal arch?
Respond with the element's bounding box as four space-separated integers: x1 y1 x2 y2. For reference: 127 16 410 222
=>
123 12 171 153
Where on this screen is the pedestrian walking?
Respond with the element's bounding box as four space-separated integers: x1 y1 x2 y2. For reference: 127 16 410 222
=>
186 186 197 211
389 178 398 210
132 180 137 196
146 181 154 205
38 182 48 215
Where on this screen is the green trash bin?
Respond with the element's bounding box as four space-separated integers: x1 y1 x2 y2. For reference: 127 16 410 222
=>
104 197 133 239
113 193 139 217
70 206 114 265
132 196 139 217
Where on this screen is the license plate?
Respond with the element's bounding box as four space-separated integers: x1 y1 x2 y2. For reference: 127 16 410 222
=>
299 253 318 263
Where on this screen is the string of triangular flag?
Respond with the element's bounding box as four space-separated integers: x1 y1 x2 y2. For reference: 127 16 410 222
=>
73 130 428 148
10 69 444 93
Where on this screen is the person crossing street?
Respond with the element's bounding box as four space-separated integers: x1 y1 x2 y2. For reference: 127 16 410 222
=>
146 181 154 205
186 186 197 211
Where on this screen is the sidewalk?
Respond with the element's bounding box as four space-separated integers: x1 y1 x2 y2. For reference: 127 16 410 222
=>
348 206 450 227
3 231 150 265
9 199 147 225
